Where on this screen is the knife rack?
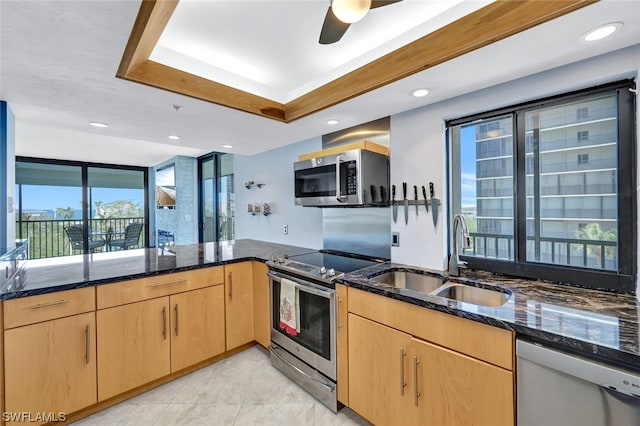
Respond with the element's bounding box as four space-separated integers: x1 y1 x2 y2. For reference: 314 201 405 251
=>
391 200 436 207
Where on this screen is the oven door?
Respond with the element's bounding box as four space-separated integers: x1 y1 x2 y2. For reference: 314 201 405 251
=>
294 150 361 206
269 271 336 380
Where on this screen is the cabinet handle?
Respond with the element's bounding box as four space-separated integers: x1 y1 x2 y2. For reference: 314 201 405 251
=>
149 279 187 288
30 299 70 309
162 306 167 339
228 272 233 300
413 356 421 407
400 347 406 395
174 304 179 336
85 324 90 365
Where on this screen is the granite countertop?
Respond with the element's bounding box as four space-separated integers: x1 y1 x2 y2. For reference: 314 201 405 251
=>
339 262 640 370
2 239 315 300
6 240 639 371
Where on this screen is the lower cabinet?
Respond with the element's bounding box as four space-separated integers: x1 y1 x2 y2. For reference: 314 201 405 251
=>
4 312 97 424
348 313 514 426
170 285 226 371
97 285 226 401
224 262 254 350
97 296 171 401
252 261 270 348
348 314 414 426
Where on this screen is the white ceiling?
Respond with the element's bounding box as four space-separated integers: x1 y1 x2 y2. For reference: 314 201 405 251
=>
1 0 639 167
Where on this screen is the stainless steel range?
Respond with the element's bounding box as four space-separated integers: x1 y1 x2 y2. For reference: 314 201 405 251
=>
267 250 385 412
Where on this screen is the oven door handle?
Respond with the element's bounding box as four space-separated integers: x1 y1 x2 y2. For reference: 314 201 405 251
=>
268 272 334 298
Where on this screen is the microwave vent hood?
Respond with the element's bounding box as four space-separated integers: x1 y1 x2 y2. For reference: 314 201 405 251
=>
294 141 390 208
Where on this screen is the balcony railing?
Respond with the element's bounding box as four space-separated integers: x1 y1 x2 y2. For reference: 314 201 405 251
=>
16 217 145 259
465 232 617 270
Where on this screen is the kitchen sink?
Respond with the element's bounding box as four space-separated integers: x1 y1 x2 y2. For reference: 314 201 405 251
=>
369 269 446 293
431 283 511 307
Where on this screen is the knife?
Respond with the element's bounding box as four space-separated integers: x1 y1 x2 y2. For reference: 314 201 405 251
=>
379 185 386 204
370 185 376 204
413 185 419 216
403 182 409 225
422 185 429 213
392 185 397 223
429 182 439 227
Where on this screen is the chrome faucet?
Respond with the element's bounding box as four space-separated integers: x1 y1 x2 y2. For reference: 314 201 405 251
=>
449 214 471 276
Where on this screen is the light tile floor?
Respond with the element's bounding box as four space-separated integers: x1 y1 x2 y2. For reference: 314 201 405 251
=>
73 346 369 425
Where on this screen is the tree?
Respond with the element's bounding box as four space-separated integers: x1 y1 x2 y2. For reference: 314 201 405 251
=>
575 223 617 266
55 207 74 220
95 200 143 219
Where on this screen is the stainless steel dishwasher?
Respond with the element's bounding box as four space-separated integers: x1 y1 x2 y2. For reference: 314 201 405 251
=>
517 339 640 426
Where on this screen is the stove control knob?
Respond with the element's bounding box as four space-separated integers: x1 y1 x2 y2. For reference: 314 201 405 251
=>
319 266 327 275
327 268 336 277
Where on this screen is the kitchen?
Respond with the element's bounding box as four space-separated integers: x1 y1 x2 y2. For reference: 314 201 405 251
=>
1 0 640 425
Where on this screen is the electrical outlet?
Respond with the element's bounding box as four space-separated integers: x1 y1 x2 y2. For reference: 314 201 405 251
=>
283 224 288 235
392 232 400 247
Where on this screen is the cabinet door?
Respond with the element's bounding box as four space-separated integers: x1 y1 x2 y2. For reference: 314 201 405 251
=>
4 312 96 423
336 284 349 405
348 314 414 426
224 262 254 350
252 261 270 348
170 285 226 371
411 337 514 426
97 297 170 401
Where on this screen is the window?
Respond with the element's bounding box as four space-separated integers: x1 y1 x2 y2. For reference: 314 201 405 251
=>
577 130 589 142
577 154 589 165
449 81 636 292
16 158 148 259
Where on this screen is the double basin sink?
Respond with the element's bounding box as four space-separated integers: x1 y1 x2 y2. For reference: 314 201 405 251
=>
367 269 511 307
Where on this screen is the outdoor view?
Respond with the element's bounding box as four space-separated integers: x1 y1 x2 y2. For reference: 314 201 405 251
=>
15 162 145 259
452 93 619 270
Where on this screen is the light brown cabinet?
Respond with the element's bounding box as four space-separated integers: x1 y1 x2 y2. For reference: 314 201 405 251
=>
347 288 514 426
97 270 226 401
224 262 254 350
170 285 226 371
97 296 171 401
4 312 97 425
336 283 349 405
348 313 414 426
252 261 270 348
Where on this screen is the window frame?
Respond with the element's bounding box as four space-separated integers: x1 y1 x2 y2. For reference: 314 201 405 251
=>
16 157 150 253
447 80 636 293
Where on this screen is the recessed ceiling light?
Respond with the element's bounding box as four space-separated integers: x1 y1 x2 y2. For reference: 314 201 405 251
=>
412 88 430 98
222 144 233 149
168 135 180 140
583 22 622 42
326 119 339 125
88 121 109 128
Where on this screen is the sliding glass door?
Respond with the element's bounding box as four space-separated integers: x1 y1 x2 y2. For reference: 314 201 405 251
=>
198 153 234 243
16 158 148 258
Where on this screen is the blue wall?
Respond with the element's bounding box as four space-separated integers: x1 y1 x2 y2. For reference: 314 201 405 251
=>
0 101 16 250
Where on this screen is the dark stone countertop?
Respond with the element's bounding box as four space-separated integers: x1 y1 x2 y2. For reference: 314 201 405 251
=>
339 263 640 371
6 239 639 371
2 239 315 300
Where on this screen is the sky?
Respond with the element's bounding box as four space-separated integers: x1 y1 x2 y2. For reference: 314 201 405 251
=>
19 185 143 213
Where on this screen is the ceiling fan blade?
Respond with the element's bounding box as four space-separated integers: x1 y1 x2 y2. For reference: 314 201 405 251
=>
371 0 402 9
319 6 350 45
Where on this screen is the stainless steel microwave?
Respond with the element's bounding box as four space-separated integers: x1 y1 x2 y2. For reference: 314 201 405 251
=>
294 148 389 207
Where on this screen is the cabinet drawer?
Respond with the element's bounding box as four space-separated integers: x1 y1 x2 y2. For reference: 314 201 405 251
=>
97 267 223 309
4 287 96 329
348 287 513 370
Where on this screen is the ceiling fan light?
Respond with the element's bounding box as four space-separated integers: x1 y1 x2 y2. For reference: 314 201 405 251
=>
332 0 372 24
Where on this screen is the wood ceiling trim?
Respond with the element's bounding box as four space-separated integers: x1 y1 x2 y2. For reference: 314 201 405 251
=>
117 0 596 123
285 0 597 121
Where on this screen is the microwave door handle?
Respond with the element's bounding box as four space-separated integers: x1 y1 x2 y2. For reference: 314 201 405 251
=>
335 155 347 203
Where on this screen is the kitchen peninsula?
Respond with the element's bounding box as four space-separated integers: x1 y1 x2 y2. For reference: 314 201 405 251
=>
1 239 638 425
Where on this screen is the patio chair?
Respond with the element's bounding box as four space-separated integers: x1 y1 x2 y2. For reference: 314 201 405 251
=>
108 222 144 251
64 225 105 254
